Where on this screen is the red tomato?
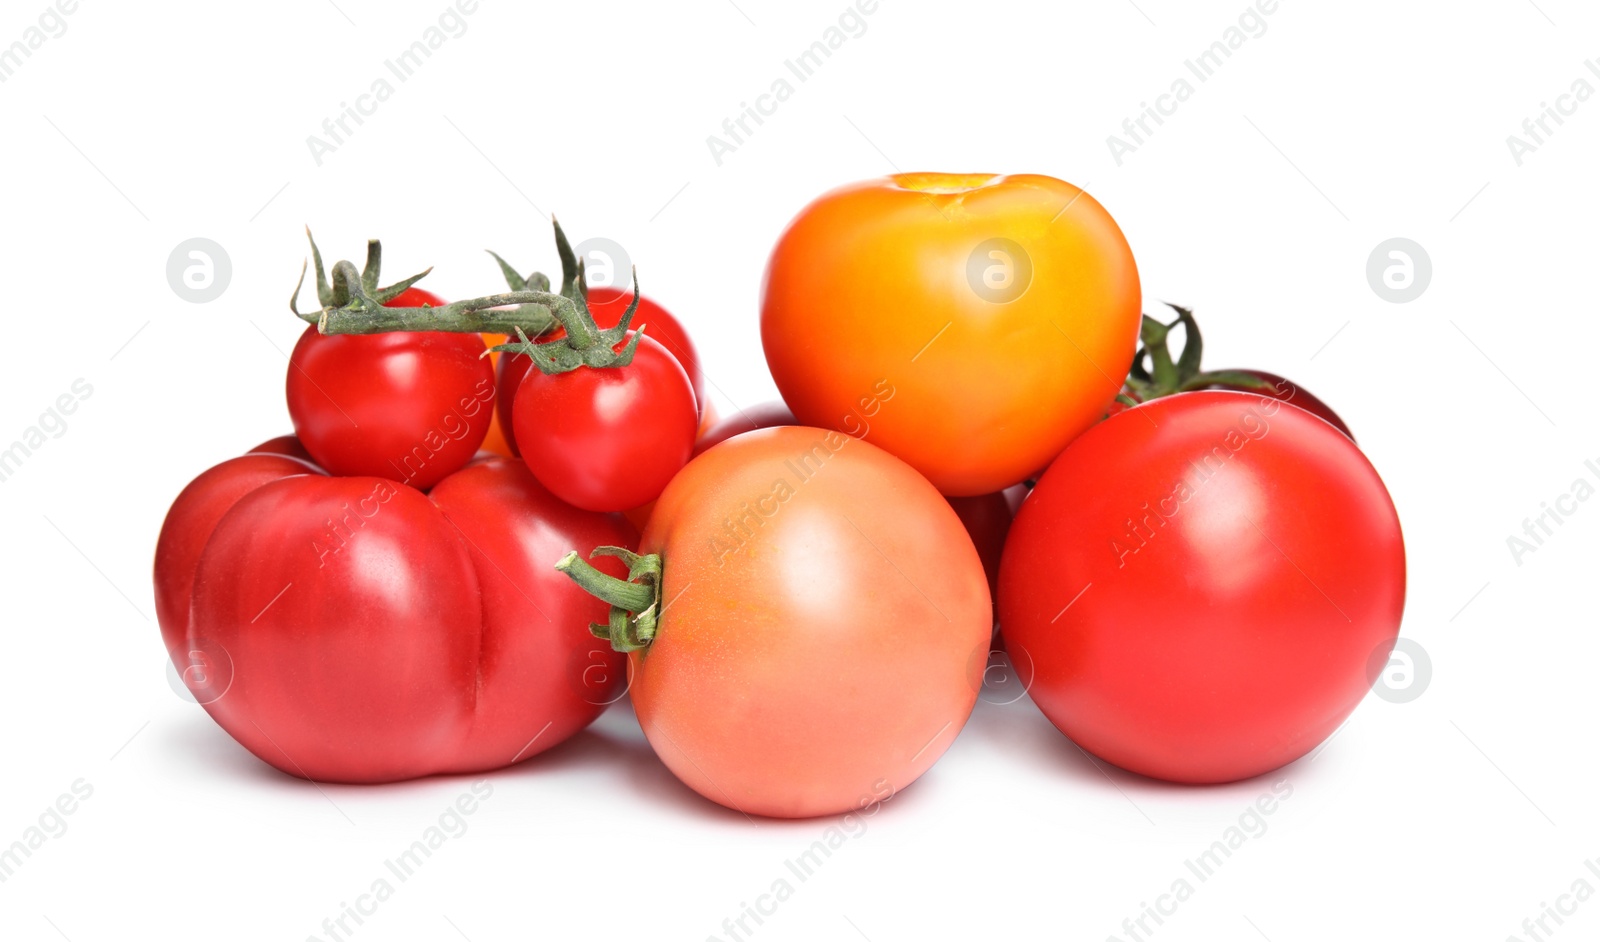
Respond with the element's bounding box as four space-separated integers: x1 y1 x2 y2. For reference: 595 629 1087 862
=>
999 391 1405 783
692 400 796 457
1189 369 1354 440
946 492 1012 632
287 287 495 490
593 426 991 818
495 287 703 456
153 453 633 783
512 332 697 512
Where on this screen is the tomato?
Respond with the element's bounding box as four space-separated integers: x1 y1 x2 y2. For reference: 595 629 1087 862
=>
495 287 703 456
999 391 1405 783
1118 303 1355 440
561 426 991 818
1189 369 1353 440
762 173 1141 496
153 453 634 783
692 400 796 457
946 492 1012 632
287 287 495 490
512 332 697 513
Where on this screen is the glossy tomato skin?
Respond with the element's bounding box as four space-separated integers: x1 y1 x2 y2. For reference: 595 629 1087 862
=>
287 287 495 490
495 287 703 456
999 391 1405 783
154 453 633 783
153 453 322 668
425 460 634 771
512 333 697 512
634 427 992 818
691 400 796 457
762 173 1141 496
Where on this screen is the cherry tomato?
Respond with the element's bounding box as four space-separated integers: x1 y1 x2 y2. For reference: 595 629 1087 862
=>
692 401 796 457
999 391 1405 783
762 173 1140 495
495 286 703 456
608 426 992 817
287 287 495 490
512 332 697 512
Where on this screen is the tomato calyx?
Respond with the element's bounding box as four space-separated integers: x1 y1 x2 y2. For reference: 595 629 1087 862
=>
1122 302 1279 402
486 218 646 376
554 547 663 653
291 228 437 323
292 223 610 347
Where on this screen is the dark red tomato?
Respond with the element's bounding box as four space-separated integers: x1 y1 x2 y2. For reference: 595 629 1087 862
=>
1000 391 1404 784
287 287 495 490
155 453 633 783
512 332 697 512
496 287 703 457
1190 369 1354 440
692 401 796 457
946 492 1012 632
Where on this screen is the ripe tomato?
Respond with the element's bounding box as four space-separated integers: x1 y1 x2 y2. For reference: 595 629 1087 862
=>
691 400 796 457
495 287 703 456
999 391 1405 783
762 173 1141 495
512 332 697 512
1188 369 1353 440
572 426 991 818
154 453 633 783
287 287 495 490
946 492 1012 632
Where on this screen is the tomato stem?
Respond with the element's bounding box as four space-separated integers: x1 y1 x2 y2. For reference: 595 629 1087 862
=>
294 221 646 376
554 547 664 653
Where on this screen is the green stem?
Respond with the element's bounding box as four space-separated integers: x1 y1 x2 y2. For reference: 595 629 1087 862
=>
554 548 664 653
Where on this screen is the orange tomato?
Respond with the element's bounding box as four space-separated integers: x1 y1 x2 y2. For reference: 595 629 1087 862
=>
630 426 990 818
479 332 515 456
761 173 1141 495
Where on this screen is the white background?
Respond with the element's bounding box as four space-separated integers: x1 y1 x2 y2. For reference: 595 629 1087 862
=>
0 0 1595 939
